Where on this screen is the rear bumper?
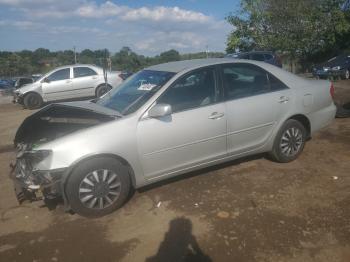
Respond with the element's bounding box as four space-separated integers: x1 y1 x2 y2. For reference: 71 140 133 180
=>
308 104 336 134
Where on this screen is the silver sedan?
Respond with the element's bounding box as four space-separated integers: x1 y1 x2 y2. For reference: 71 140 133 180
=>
11 58 336 217
13 64 123 109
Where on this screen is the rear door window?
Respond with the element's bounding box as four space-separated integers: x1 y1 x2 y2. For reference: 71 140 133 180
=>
74 67 97 78
221 64 270 100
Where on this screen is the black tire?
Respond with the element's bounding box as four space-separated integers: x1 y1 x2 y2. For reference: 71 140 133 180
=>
269 119 307 163
96 84 112 98
65 157 131 217
23 93 43 109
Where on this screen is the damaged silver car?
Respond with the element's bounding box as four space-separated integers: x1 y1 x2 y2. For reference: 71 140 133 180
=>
10 59 336 217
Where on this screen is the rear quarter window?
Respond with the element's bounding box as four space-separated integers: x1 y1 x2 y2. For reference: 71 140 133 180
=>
268 73 289 91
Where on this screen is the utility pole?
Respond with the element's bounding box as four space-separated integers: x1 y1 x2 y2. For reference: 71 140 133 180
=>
73 46 77 64
206 45 209 58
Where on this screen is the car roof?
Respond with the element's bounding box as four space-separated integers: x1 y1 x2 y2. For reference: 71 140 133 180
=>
228 51 274 56
146 58 307 90
53 64 100 71
145 58 275 73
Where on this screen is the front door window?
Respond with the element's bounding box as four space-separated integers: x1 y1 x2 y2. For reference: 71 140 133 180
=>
47 68 70 82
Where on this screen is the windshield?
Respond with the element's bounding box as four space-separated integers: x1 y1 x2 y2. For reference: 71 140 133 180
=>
96 70 175 115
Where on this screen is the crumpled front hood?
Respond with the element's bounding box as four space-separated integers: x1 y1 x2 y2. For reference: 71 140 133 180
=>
14 101 120 146
16 82 41 94
58 101 122 117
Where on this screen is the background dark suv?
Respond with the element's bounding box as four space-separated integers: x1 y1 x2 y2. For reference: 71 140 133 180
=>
313 54 350 80
225 51 282 68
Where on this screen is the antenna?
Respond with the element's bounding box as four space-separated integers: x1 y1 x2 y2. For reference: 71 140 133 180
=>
206 45 209 58
73 46 77 64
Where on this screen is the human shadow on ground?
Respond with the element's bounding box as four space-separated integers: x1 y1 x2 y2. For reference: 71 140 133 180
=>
146 217 212 262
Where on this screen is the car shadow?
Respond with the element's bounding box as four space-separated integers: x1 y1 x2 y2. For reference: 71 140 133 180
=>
146 217 212 262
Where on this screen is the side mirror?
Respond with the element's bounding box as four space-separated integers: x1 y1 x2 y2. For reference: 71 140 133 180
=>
148 103 172 118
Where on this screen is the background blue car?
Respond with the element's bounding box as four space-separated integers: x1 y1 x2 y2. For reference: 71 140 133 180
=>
313 54 350 80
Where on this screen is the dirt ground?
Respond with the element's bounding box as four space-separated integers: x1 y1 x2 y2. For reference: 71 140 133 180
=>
0 80 349 262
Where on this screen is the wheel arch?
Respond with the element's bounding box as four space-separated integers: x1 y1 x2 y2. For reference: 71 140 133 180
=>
95 83 113 97
22 91 43 108
61 153 136 209
23 91 42 100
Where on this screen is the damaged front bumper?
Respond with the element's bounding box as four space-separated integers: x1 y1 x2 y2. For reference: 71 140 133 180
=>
9 155 66 205
12 92 23 104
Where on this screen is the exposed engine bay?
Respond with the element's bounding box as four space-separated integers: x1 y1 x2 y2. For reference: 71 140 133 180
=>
10 102 118 205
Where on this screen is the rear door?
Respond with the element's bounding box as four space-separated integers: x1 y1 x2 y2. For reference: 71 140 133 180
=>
42 67 72 101
221 63 292 155
72 66 100 98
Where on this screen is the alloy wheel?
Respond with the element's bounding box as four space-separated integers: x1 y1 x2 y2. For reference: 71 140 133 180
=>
78 169 121 209
279 127 303 157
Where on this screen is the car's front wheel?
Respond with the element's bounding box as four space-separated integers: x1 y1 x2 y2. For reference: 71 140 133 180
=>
65 157 131 217
269 119 306 163
23 92 43 109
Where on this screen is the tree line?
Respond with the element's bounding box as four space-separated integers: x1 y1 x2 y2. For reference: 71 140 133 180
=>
226 0 350 71
0 47 224 77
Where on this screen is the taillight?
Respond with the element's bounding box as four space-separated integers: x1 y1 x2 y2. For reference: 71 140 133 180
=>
330 82 335 100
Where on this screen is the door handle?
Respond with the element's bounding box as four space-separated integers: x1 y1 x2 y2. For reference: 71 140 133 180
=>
66 80 72 83
92 76 98 79
208 112 224 119
278 96 289 103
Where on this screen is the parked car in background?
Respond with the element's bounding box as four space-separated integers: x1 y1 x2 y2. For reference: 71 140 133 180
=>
0 79 14 96
11 58 336 217
226 51 282 67
13 64 123 109
14 77 34 89
119 71 133 80
313 54 350 80
32 74 43 82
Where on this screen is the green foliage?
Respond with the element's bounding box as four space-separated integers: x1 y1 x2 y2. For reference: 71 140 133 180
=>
226 0 350 61
0 47 224 77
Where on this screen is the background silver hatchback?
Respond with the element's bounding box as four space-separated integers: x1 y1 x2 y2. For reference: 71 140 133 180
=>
11 59 336 217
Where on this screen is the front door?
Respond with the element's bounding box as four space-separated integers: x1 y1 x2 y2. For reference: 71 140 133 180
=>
42 67 72 101
137 66 227 178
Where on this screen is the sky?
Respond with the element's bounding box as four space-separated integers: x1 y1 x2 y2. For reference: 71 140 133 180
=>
0 0 240 55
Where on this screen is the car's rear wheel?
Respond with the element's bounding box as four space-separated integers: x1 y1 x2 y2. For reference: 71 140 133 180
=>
23 92 43 109
96 84 112 98
269 119 306 163
66 157 131 217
